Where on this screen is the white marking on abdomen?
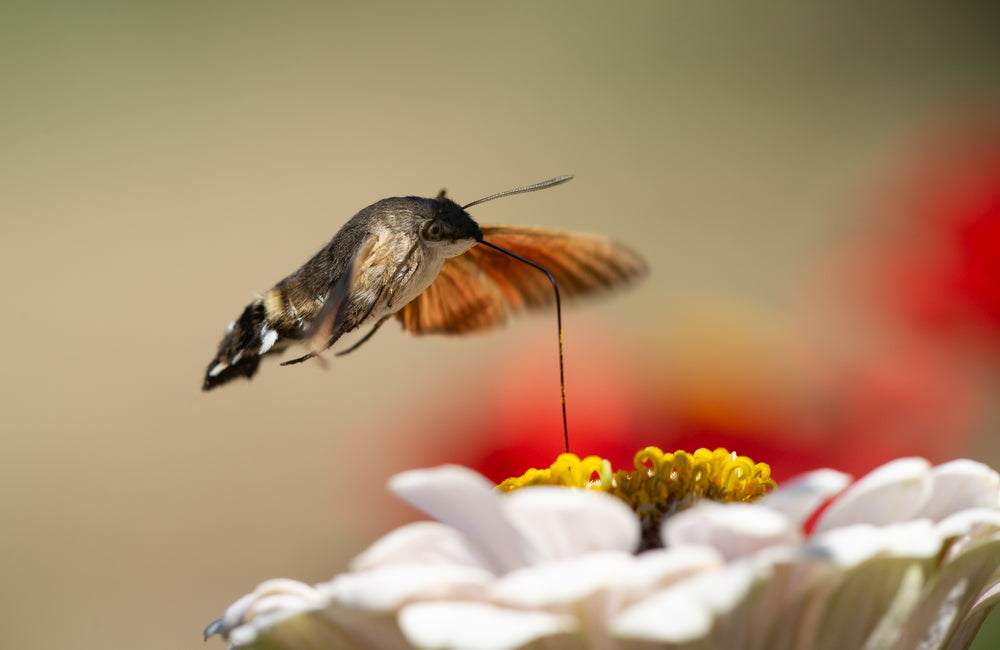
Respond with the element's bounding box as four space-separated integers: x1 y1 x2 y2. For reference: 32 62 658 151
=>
259 326 279 354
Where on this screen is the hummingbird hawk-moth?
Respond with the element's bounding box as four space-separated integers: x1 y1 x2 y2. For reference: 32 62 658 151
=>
202 176 646 393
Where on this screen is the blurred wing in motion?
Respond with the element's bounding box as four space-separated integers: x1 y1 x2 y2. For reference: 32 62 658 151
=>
395 225 647 335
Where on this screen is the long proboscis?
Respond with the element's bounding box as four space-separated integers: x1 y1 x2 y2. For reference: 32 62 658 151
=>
477 240 569 454
465 176 573 453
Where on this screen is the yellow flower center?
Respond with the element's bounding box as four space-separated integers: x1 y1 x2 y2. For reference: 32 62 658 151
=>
498 447 776 550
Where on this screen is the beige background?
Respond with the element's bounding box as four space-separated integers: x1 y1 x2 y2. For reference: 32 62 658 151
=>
2 3 1000 648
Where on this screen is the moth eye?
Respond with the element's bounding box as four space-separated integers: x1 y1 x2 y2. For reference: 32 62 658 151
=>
423 221 444 241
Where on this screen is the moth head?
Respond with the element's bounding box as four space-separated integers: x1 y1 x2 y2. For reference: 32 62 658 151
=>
419 190 483 256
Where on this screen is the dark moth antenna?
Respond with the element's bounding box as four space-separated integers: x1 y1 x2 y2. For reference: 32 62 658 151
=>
462 175 573 210
463 175 573 454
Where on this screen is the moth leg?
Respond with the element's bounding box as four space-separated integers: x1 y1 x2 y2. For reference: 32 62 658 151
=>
335 316 389 357
279 330 339 365
281 350 316 366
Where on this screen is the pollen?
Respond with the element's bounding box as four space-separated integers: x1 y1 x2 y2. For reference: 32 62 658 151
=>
499 447 775 550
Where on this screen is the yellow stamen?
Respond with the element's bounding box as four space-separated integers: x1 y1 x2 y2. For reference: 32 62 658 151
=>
497 453 610 491
498 447 776 550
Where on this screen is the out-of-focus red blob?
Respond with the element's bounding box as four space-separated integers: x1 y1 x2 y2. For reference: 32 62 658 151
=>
872 126 1000 345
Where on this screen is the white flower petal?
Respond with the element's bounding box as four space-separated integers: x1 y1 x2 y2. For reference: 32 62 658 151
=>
399 601 577 650
610 563 756 644
627 545 727 593
815 561 928 650
491 550 634 608
757 468 851 525
745 525 943 649
973 580 1000 614
896 520 1000 650
389 465 535 573
215 579 323 638
613 591 714 645
952 581 1000 650
895 564 988 649
917 459 1000 521
935 508 1000 547
502 486 640 559
814 457 932 532
321 564 493 611
490 546 726 645
229 603 342 650
350 521 489 571
237 601 413 650
809 520 942 567
216 590 262 637
663 502 799 561
771 522 941 647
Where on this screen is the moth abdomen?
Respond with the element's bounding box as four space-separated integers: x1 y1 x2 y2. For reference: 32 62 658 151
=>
202 288 306 391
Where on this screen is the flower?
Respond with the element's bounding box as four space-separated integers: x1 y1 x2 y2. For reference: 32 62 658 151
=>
206 452 1000 650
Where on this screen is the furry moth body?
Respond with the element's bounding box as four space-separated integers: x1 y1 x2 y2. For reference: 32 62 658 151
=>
202 176 646 391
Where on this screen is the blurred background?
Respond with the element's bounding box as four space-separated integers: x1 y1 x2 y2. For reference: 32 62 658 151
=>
2 2 1000 648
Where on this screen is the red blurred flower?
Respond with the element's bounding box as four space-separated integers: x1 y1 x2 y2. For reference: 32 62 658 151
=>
871 124 1000 346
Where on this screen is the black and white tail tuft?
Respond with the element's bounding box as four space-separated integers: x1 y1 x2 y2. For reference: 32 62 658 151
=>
202 300 276 391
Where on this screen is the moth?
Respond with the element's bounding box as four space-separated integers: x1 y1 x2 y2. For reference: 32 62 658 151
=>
202 176 646 393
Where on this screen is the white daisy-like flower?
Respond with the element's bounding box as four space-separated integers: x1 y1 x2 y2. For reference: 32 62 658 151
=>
205 450 1000 650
